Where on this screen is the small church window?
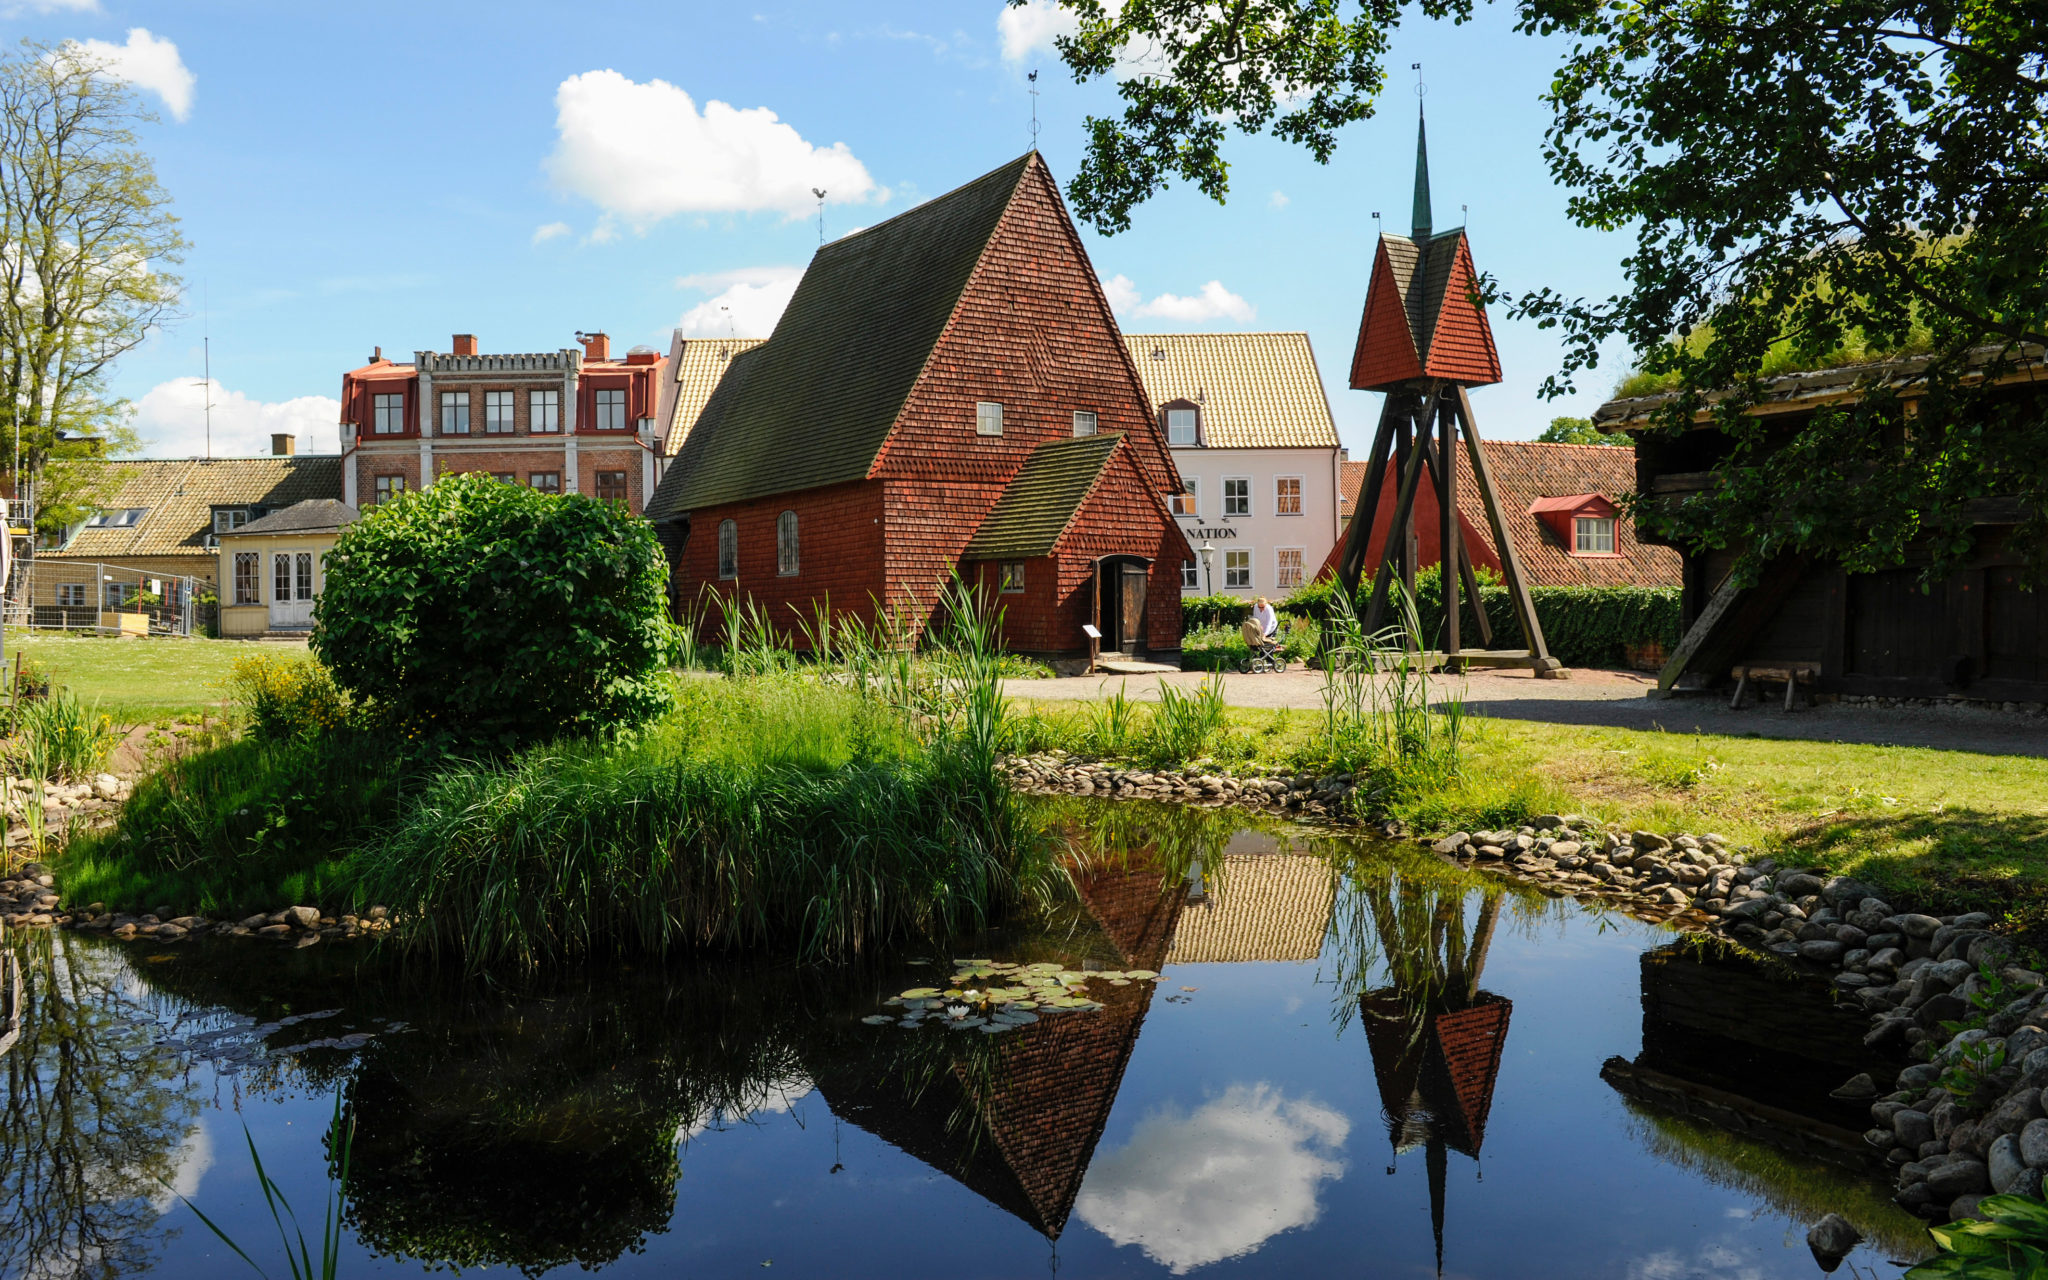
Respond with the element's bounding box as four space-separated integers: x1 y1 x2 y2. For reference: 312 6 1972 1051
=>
718 519 739 580
976 402 1004 436
1072 410 1098 437
999 562 1026 593
777 510 799 576
1574 516 1616 555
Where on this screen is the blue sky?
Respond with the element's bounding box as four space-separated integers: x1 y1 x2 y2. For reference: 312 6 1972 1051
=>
8 0 1637 459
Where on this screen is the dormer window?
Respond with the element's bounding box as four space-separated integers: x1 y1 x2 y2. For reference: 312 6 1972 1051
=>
1166 407 1199 447
213 508 251 533
976 401 1004 436
1529 493 1623 557
1574 515 1617 554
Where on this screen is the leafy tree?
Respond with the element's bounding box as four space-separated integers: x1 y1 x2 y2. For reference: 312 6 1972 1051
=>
1534 416 1623 446
312 473 675 746
1023 0 2048 579
0 41 182 536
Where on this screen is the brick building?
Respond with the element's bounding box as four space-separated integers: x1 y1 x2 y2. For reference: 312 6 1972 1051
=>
645 153 1191 658
336 332 666 512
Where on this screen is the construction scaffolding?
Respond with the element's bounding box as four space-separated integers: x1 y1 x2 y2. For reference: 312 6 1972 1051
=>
5 558 199 636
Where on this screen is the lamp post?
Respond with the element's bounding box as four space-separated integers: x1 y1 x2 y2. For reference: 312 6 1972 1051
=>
1199 541 1215 596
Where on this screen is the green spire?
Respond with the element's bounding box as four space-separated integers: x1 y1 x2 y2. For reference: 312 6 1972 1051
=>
1411 103 1433 240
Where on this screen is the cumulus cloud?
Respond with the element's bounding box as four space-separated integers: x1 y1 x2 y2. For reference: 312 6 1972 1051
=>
1100 274 1255 323
1269 190 1290 209
545 70 880 233
6 0 97 13
127 379 342 457
1075 1083 1348 1274
676 266 804 338
66 29 194 122
531 221 572 245
998 0 1080 62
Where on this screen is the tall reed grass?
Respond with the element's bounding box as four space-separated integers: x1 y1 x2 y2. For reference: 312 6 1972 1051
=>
10 688 120 783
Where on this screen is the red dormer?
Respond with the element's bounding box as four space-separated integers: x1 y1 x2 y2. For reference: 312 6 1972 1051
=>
1528 493 1621 557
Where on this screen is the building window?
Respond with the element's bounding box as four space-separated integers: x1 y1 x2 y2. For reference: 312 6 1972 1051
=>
233 553 259 605
439 390 470 435
998 561 1026 593
1275 547 1305 591
213 508 250 533
776 510 799 576
528 471 561 494
593 387 628 430
373 474 405 504
85 508 146 528
373 393 405 435
1167 407 1198 447
718 519 738 580
1575 516 1617 554
294 552 315 601
1223 477 1251 517
56 583 87 608
272 553 292 603
975 401 1004 437
1181 560 1200 591
530 389 561 433
492 471 516 484
1224 548 1252 590
1072 410 1098 437
104 582 134 610
1275 476 1303 516
485 390 516 434
1170 478 1199 517
595 470 629 503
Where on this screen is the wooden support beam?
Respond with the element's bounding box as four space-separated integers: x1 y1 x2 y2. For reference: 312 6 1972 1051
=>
1335 393 1403 593
1655 557 1811 696
1438 391 1460 658
1455 388 1553 666
1415 426 1494 649
1366 409 1434 636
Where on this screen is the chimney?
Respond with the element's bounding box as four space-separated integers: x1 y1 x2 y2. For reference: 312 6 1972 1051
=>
452 333 478 356
369 345 383 363
271 433 296 457
579 331 610 362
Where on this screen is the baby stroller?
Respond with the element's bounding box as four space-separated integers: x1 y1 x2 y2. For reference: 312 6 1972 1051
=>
1237 619 1288 674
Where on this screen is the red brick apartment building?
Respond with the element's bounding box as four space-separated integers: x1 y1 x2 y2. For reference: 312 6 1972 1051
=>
645 153 1192 658
337 332 667 512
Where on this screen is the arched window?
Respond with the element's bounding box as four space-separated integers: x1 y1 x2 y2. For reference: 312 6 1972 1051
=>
776 510 799 576
717 519 738 580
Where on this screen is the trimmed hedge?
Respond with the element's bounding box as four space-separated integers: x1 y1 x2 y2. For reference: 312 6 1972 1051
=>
1410 569 1681 669
1182 593 1253 630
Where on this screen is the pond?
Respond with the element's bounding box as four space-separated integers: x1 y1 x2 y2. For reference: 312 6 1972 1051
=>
2 799 1927 1279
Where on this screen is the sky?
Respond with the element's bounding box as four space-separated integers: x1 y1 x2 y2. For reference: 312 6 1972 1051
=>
5 0 1640 460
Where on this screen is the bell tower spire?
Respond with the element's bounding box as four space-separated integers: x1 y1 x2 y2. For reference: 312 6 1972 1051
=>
1411 102 1433 242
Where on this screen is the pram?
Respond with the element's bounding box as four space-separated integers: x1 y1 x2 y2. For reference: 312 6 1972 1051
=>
1237 619 1288 674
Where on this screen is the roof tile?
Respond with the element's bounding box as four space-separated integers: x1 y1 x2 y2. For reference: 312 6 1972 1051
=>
1121 332 1340 450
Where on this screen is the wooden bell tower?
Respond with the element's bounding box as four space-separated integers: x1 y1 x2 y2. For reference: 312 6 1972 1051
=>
1332 105 1561 676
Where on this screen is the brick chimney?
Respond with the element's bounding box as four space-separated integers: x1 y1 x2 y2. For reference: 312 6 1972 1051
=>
452 333 478 356
579 331 610 362
271 434 296 456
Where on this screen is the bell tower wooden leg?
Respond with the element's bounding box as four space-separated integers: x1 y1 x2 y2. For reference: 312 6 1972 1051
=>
1454 387 1556 670
1336 392 1404 594
1438 389 1460 658
1365 406 1434 637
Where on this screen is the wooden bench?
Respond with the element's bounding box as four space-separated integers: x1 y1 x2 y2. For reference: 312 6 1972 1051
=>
1729 661 1818 711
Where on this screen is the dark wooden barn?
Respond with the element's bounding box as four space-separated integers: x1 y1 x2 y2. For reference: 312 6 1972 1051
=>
1593 358 2048 707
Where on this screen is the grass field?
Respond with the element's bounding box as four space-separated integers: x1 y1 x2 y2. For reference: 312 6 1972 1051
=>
5 631 301 724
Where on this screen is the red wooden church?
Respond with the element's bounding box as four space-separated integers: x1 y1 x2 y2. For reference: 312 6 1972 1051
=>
644 153 1190 658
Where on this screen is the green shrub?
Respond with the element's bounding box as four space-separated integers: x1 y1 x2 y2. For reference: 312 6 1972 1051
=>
1181 618 1318 671
313 471 675 746
225 652 350 741
1397 565 1681 669
1181 592 1251 630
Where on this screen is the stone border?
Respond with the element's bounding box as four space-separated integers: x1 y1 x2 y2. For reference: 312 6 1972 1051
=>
1 862 391 946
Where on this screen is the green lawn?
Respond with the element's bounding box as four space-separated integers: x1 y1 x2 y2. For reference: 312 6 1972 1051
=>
7 631 300 725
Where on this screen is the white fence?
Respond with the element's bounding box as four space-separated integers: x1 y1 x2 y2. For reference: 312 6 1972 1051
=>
5 559 199 636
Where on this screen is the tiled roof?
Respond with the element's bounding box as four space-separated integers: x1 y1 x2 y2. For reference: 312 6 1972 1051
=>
661 338 763 457
224 498 357 537
962 434 1121 558
647 155 1036 518
1362 992 1513 1159
1166 853 1336 964
50 456 344 559
1121 332 1340 450
1338 459 1368 516
1349 231 1502 391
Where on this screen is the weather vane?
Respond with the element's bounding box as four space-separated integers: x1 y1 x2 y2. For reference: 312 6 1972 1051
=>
1028 70 1040 147
812 187 827 246
1414 61 1425 97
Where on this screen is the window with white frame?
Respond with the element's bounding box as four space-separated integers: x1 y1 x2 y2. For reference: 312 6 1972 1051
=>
718 519 738 580
1181 560 1200 590
1170 478 1199 517
1166 407 1198 447
1275 476 1303 516
213 508 251 533
233 553 260 605
529 389 561 433
1223 477 1251 517
485 390 516 433
1575 515 1617 554
1275 547 1305 590
777 510 799 576
998 561 1026 593
594 387 628 430
272 553 293 603
372 393 405 435
104 582 135 610
1071 410 1097 437
56 583 87 608
439 390 469 434
373 474 404 505
1224 548 1252 590
976 401 1004 436
528 471 561 494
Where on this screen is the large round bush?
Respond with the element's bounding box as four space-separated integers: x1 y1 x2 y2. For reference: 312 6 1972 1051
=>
313 473 673 744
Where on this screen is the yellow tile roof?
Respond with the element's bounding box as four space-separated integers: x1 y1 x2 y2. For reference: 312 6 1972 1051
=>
1122 332 1341 450
663 338 764 457
47 456 343 560
1166 853 1336 964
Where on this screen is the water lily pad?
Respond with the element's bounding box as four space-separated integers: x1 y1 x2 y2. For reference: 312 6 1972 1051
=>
862 1015 893 1025
1026 962 1062 972
978 1023 1008 1034
900 988 940 999
1012 1000 1039 1010
1109 979 1131 986
1125 970 1160 980
995 1011 1039 1026
947 1017 988 1030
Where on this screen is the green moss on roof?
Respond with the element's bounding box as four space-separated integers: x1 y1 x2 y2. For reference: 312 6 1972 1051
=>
963 434 1122 559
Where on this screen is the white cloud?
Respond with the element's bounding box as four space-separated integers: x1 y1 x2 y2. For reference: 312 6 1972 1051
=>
1075 1083 1348 1274
545 70 880 233
66 29 194 122
6 0 97 13
127 379 342 457
998 0 1080 62
1100 274 1256 323
531 221 571 245
676 266 804 338
1269 190 1290 209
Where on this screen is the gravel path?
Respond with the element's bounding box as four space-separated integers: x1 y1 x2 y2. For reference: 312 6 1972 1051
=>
1004 665 2048 758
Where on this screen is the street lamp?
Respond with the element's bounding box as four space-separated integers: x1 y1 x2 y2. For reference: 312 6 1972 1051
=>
1199 542 1215 595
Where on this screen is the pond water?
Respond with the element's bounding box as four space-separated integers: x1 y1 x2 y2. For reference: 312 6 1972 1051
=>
3 799 1929 1279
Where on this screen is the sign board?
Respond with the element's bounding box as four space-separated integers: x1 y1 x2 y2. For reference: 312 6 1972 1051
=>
1081 624 1101 639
